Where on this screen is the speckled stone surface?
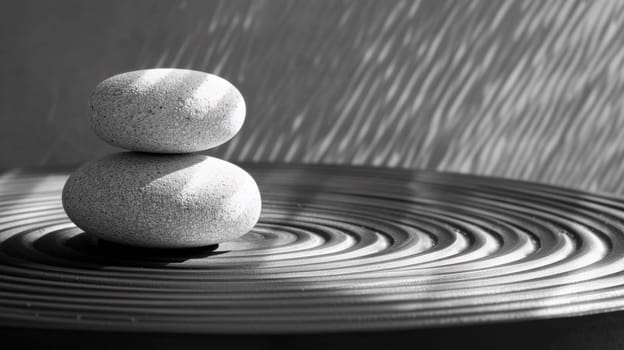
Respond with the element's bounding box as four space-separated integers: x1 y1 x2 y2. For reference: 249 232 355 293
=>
90 68 245 153
62 152 261 248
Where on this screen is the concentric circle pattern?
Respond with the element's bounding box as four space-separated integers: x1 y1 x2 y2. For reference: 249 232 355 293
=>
2 164 624 333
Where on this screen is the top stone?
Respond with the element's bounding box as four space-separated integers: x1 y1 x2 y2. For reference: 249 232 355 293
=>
89 68 245 153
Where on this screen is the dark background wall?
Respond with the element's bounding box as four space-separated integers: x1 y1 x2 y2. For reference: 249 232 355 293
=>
2 0 624 194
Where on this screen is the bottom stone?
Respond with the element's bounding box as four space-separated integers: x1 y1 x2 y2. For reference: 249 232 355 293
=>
62 152 262 248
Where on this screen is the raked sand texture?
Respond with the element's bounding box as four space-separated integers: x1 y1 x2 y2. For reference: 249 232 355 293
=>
7 165 624 332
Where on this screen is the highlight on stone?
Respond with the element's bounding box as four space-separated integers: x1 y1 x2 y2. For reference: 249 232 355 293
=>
90 68 246 154
62 68 261 248
62 153 261 248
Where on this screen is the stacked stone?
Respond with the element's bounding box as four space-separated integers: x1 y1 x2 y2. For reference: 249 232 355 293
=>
62 69 261 248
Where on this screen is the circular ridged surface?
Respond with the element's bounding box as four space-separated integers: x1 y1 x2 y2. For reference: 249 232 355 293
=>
2 164 624 333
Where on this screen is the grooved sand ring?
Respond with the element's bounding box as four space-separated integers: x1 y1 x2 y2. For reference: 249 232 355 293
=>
1 165 624 333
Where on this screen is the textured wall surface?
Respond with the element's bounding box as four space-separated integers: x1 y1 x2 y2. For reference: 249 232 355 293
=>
2 0 624 194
